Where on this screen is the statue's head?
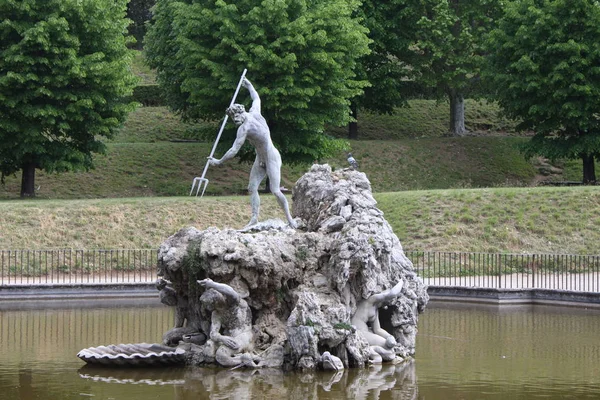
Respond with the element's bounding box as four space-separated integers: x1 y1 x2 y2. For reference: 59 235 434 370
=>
226 104 246 126
156 278 168 290
199 288 226 311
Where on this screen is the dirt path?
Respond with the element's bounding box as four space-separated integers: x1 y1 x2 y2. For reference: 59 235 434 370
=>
0 272 156 286
424 272 600 292
2 271 599 293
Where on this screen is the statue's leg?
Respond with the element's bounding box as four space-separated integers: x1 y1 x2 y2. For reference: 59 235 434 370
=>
174 306 186 328
368 347 383 364
266 155 296 228
247 159 266 227
215 346 259 368
372 345 396 362
215 346 238 367
361 330 389 347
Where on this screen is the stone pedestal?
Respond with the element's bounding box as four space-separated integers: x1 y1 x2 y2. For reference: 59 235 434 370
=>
157 165 428 369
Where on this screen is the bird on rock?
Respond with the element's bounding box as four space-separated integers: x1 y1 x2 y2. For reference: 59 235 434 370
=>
347 152 359 170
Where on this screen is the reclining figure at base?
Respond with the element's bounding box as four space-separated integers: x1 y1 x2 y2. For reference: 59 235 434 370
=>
198 278 261 368
351 280 404 363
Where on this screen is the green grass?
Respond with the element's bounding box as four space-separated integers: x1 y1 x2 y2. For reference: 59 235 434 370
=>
113 99 518 144
111 107 218 143
346 137 537 191
130 50 156 86
1 53 595 257
0 138 543 200
376 185 600 254
1 101 595 200
327 99 519 140
0 143 253 199
116 101 516 145
1 187 598 254
127 52 515 139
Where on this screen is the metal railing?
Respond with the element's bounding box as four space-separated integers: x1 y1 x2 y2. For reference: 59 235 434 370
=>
407 251 600 292
0 249 157 285
1 249 599 292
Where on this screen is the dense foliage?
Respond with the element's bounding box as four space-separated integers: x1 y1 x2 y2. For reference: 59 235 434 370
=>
132 85 164 107
126 0 156 49
414 0 503 135
0 0 137 197
357 0 423 115
145 0 370 163
485 0 600 182
347 0 426 139
355 0 502 137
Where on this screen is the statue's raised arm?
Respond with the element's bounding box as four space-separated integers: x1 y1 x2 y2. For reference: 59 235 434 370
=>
367 280 404 307
198 278 241 303
242 78 261 114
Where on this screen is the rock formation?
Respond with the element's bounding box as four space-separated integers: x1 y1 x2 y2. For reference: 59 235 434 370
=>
157 164 428 370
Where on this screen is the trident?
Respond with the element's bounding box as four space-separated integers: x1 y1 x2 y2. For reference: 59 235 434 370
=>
190 68 248 197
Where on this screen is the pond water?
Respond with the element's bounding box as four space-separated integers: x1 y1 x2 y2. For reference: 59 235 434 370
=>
1 299 599 399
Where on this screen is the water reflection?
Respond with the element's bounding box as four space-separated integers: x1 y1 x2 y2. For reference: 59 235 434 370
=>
178 361 417 400
79 365 186 386
417 302 600 400
1 301 600 399
18 368 33 400
77 362 417 400
417 303 600 383
344 362 417 400
0 300 173 366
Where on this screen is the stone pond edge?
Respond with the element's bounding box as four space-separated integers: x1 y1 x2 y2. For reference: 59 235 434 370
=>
2 284 600 309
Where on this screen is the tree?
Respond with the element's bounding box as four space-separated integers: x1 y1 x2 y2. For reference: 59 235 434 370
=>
414 0 502 136
350 0 425 139
353 0 501 139
127 0 156 49
485 0 600 183
145 0 370 163
0 0 137 197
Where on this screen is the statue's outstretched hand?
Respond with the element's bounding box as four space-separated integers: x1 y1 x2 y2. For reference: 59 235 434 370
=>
207 157 221 166
242 78 252 88
197 278 214 288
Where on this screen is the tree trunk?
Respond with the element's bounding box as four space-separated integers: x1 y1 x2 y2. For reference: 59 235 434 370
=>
348 102 358 140
448 90 467 136
20 160 36 198
582 154 596 184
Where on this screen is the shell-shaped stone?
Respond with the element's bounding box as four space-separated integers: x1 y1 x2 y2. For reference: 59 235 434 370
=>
321 351 344 371
77 343 185 366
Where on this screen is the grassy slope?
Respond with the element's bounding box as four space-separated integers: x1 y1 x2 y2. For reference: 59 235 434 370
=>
328 99 519 139
1 53 596 253
131 50 156 86
0 137 539 199
377 186 600 254
0 101 592 199
1 187 598 254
